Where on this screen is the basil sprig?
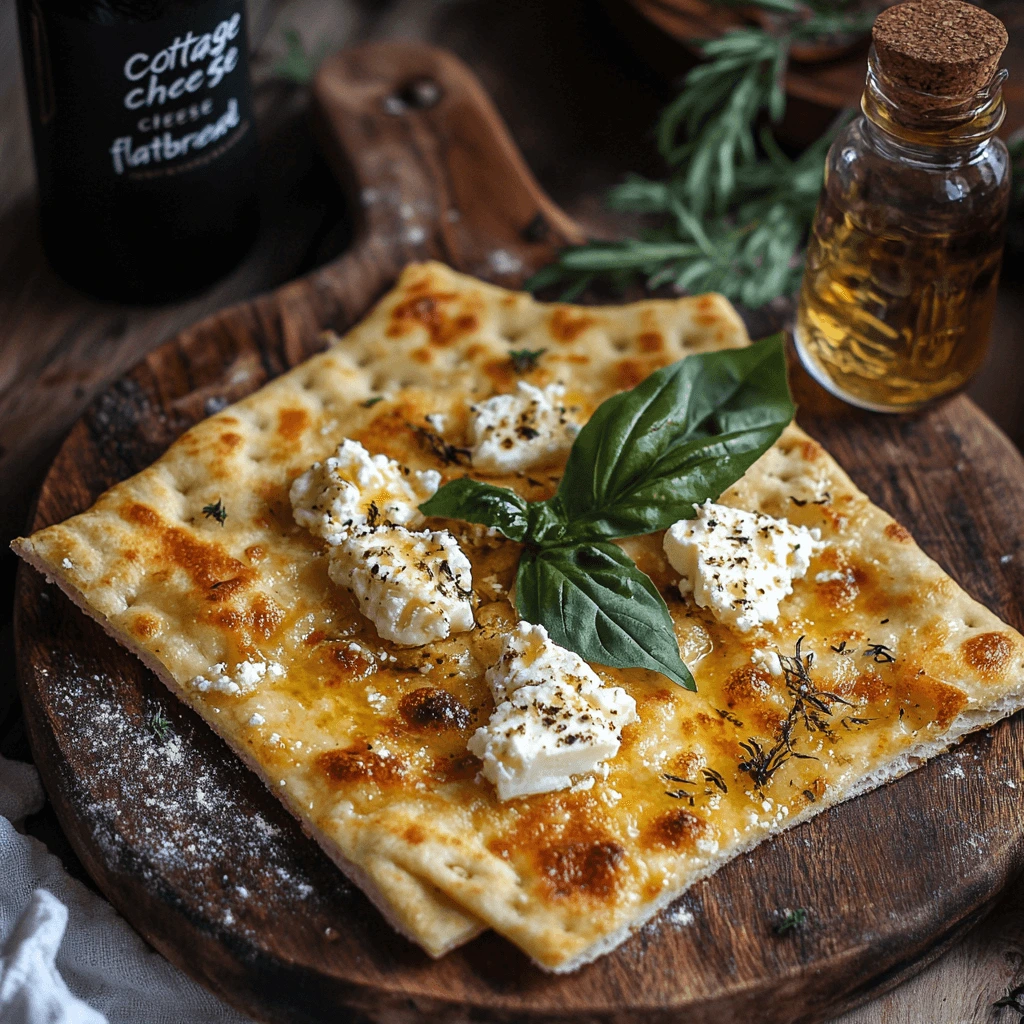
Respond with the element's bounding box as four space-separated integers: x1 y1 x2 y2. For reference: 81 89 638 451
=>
419 333 794 691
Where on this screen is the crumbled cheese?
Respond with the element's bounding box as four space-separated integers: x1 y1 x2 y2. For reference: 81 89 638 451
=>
290 438 440 545
815 568 854 584
190 659 282 696
327 524 474 645
467 382 580 473
751 648 783 676
365 686 387 711
467 622 637 801
61 557 74 570
248 713 266 726
663 501 823 632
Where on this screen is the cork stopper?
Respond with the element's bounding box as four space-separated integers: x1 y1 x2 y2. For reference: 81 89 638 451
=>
873 0 1008 104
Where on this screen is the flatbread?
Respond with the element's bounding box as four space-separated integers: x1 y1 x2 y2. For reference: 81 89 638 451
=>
14 262 1024 972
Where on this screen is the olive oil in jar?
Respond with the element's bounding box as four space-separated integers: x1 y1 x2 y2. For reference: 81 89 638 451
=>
798 189 1005 411
794 0 1010 412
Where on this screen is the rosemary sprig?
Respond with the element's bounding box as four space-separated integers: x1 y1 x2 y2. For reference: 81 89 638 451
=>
528 2 875 306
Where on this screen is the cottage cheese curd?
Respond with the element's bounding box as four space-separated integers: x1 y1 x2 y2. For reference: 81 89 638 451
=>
467 382 579 474
327 524 474 645
290 438 440 545
664 500 822 632
468 622 637 800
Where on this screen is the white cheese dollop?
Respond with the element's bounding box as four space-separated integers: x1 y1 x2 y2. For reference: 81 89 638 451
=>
467 622 637 801
467 382 580 474
290 438 440 545
663 500 823 632
327 524 474 646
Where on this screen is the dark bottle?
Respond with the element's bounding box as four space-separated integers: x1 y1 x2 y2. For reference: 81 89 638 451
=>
17 0 259 302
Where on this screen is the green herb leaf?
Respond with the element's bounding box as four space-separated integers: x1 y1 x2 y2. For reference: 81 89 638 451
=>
274 28 328 85
419 478 530 542
555 334 793 540
202 499 227 526
509 348 547 374
148 711 172 741
774 907 808 935
419 339 794 691
516 541 696 691
526 2 867 306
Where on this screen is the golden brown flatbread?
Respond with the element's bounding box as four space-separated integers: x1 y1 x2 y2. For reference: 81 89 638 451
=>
15 262 1024 971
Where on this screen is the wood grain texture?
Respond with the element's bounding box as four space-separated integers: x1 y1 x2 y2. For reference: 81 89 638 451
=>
12 39 1024 1024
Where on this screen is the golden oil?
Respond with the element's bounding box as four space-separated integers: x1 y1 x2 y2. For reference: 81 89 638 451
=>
794 3 1011 413
796 190 1005 411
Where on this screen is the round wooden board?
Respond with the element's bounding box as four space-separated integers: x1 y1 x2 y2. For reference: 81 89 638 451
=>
13 41 1024 1024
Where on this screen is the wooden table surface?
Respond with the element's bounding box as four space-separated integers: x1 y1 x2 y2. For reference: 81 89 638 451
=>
1 1 1023 1021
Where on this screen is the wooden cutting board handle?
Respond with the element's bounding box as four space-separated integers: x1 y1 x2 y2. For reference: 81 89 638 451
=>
234 41 587 373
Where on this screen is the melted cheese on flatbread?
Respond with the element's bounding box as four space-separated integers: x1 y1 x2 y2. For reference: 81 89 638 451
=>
15 262 1024 971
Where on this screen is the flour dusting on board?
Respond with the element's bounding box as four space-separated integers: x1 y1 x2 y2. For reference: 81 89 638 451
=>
47 647 353 938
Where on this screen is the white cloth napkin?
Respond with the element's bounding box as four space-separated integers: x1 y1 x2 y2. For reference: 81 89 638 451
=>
0 754 253 1024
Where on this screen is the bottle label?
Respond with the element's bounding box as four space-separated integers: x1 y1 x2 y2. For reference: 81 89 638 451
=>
22 0 254 189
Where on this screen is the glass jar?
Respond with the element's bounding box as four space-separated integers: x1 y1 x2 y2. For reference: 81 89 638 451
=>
794 47 1010 412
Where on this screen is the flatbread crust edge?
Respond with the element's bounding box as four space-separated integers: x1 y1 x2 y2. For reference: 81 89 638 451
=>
14 539 486 958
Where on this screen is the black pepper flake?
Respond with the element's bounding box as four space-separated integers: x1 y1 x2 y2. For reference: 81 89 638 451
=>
716 708 744 728
864 642 895 664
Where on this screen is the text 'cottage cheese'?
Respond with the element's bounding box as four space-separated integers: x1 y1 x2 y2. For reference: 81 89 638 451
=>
664 500 823 632
468 622 637 800
468 382 580 474
290 439 474 646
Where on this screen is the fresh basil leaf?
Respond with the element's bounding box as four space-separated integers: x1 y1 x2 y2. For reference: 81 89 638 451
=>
525 497 569 547
419 478 529 542
555 333 793 540
516 541 696 691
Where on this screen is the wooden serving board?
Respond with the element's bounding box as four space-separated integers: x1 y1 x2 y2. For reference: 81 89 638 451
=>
13 41 1024 1024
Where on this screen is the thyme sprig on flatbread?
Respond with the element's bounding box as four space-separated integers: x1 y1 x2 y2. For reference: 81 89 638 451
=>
738 636 851 790
420 334 794 690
